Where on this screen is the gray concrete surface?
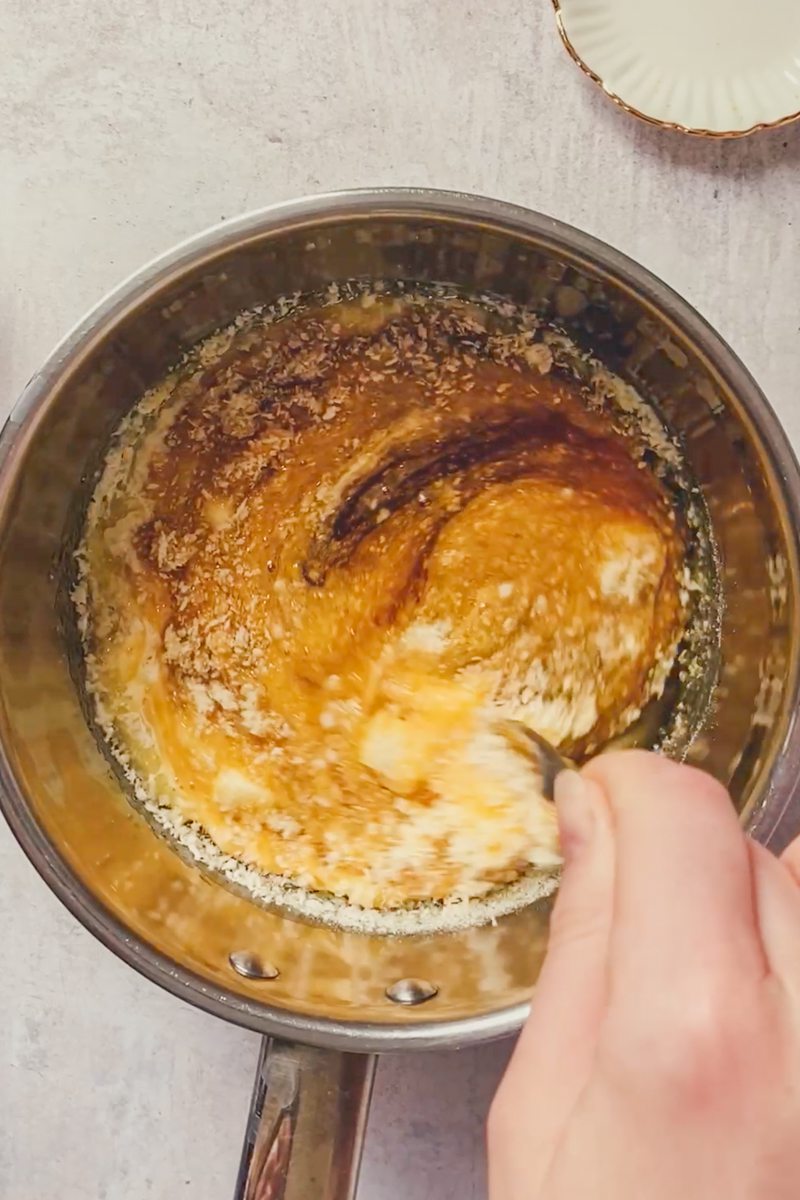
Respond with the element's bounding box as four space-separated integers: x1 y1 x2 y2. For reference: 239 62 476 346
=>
1 1 799 1197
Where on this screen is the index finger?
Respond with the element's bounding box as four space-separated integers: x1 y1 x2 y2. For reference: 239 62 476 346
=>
584 750 767 1009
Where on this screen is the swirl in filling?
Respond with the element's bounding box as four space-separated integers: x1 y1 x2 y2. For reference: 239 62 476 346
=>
77 297 687 910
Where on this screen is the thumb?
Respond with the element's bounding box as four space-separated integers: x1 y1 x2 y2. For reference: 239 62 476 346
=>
497 771 615 1130
527 770 615 1056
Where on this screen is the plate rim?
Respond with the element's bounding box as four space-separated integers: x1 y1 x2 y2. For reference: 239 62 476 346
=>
551 0 800 138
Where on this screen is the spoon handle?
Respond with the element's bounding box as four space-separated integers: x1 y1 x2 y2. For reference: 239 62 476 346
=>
493 719 573 802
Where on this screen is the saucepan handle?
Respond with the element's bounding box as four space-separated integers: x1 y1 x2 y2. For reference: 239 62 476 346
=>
234 1037 377 1200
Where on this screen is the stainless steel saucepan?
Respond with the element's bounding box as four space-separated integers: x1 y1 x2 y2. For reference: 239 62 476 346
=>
2 189 800 1198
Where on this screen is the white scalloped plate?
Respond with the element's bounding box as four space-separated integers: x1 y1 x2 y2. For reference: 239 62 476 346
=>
553 0 800 137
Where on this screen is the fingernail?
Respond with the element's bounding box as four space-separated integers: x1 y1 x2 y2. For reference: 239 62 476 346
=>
555 770 595 858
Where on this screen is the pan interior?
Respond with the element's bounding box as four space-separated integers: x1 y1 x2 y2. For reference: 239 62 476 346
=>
68 280 720 937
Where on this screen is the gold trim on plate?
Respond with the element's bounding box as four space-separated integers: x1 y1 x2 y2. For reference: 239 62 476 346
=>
551 0 800 139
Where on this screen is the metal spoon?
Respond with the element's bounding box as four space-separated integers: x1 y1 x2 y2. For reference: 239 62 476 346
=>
493 719 575 801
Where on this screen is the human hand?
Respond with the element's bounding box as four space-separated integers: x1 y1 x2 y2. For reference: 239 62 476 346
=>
488 750 800 1200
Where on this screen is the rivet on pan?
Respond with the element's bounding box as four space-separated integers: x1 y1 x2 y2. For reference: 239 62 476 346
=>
229 950 280 980
385 978 439 1005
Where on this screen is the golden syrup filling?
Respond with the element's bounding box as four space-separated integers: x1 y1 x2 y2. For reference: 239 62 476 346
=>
77 297 687 910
